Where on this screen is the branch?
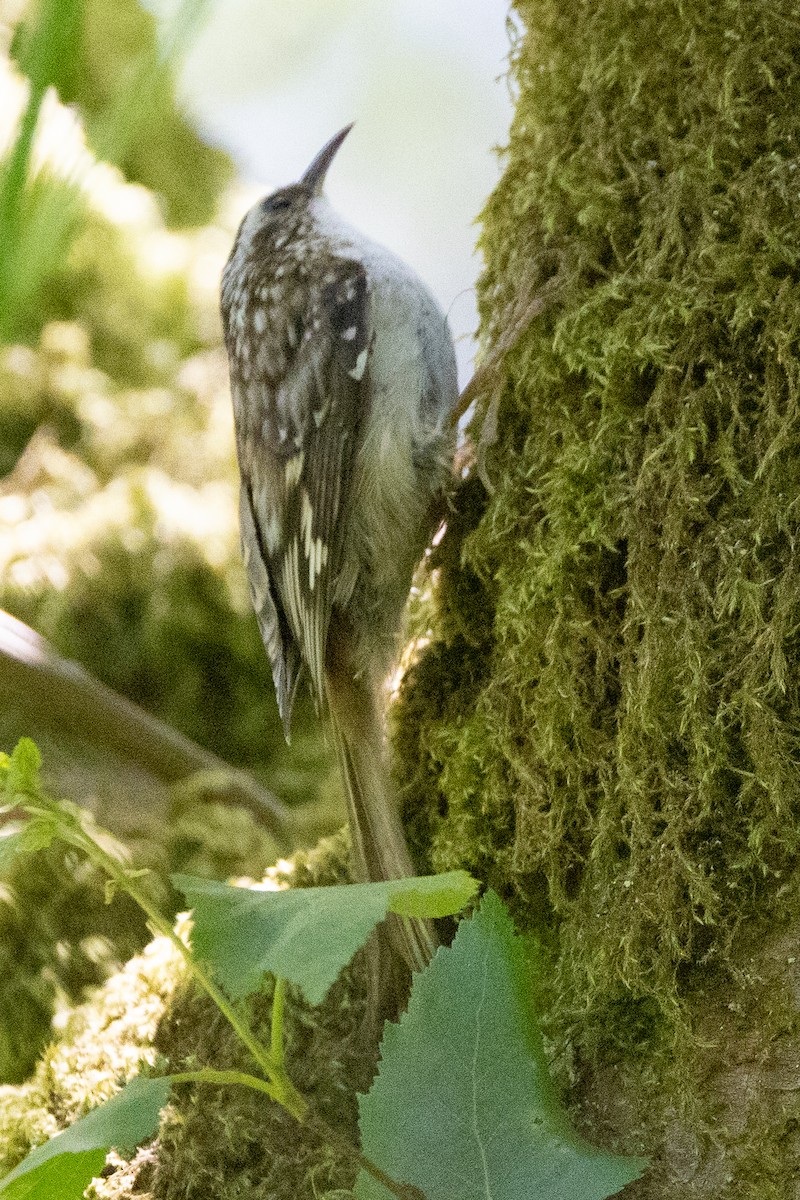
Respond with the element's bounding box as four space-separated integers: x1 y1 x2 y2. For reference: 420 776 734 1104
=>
0 608 290 835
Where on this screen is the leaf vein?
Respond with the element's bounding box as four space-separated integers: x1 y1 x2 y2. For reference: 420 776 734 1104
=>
471 945 494 1200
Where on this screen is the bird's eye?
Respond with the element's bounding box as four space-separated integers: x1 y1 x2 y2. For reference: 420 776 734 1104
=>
269 197 292 211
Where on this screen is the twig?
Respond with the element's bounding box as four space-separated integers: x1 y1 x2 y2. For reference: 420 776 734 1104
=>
0 609 289 834
453 269 566 492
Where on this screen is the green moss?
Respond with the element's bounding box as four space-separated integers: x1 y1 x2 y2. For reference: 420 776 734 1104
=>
0 839 149 1085
392 0 800 1189
0 925 183 1177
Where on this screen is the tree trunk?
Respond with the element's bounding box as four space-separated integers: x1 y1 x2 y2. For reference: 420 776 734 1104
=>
394 1 800 1193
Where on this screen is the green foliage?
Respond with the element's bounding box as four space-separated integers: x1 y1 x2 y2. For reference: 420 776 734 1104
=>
0 741 58 871
0 729 273 1085
61 0 232 227
356 892 644 1200
173 870 478 1005
0 821 56 872
9 0 82 97
0 0 83 339
1 1152 106 1200
2 737 42 799
1 0 232 344
1 750 643 1199
0 1077 169 1198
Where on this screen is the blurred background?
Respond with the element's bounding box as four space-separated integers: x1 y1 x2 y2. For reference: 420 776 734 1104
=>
0 0 511 1082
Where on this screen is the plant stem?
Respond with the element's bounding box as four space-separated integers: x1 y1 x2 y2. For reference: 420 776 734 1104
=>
169 1068 278 1098
271 976 286 1070
35 803 421 1198
62 823 310 1119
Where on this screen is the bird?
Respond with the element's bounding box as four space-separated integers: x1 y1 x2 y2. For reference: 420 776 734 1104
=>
220 125 458 991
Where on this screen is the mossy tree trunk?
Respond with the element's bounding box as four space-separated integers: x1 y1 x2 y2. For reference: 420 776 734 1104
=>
396 1 800 1193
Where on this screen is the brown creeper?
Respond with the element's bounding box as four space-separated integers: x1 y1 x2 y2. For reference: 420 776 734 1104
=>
220 126 458 980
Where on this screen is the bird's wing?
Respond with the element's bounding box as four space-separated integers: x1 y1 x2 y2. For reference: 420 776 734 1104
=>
237 259 371 737
238 481 302 737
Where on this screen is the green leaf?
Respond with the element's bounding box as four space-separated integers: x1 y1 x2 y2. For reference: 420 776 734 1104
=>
0 1076 170 1197
386 872 477 920
10 0 82 98
172 871 478 1006
0 829 29 873
0 817 58 874
0 1152 107 1200
4 740 42 799
355 892 647 1200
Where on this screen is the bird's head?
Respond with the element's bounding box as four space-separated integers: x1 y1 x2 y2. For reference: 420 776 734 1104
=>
231 124 354 257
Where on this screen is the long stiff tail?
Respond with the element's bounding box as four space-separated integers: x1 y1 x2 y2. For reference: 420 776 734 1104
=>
325 667 438 975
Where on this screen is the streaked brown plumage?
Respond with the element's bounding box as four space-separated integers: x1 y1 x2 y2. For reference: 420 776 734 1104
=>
220 126 458 997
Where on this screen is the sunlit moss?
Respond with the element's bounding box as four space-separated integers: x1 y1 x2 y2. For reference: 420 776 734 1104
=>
0 927 183 1176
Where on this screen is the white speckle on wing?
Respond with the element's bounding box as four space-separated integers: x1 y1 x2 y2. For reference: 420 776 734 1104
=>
285 451 304 486
301 489 313 557
349 346 368 381
249 568 268 611
264 510 281 552
253 308 267 334
342 325 357 341
308 537 327 590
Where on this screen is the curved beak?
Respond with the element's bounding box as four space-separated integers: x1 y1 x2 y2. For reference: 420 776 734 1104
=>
300 123 354 194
